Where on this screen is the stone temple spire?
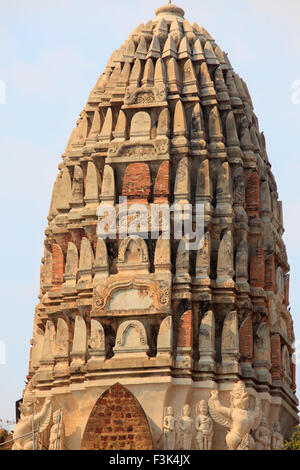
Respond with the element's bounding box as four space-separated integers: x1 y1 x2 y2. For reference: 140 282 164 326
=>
14 1 298 451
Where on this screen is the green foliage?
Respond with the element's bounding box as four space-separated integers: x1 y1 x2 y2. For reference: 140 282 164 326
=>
284 427 300 450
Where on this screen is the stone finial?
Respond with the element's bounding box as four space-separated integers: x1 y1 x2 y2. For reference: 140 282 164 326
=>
215 161 232 217
166 57 181 93
200 61 216 104
113 109 127 142
192 38 205 61
174 156 190 203
157 108 170 137
196 159 211 201
199 310 215 371
182 58 198 94
142 58 154 87
214 67 230 108
173 100 188 146
117 62 131 88
154 236 171 272
100 164 115 204
87 319 105 370
196 232 211 281
55 318 69 358
98 108 113 144
147 35 161 59
71 316 87 367
154 17 168 43
191 102 206 148
71 165 84 205
84 161 99 209
235 235 249 285
135 36 148 60
56 167 72 212
204 41 219 65
162 34 178 59
129 58 143 87
93 238 109 285
178 36 192 59
170 18 184 48
157 316 173 357
62 242 78 293
221 310 239 370
154 58 167 85
216 230 234 287
77 237 93 291
88 110 101 142
208 105 225 153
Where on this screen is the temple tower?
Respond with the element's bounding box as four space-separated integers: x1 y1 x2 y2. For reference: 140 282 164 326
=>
15 2 298 450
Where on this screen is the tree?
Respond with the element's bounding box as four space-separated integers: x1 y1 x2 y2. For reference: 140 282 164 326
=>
284 426 300 450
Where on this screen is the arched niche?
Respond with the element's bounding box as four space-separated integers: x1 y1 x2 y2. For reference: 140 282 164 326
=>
80 383 153 450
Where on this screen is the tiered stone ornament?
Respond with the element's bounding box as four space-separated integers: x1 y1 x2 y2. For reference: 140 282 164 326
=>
16 2 298 450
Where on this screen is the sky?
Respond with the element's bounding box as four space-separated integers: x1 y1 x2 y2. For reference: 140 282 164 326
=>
0 0 300 425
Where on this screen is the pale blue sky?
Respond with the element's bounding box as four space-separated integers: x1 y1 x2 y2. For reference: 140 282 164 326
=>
0 0 300 423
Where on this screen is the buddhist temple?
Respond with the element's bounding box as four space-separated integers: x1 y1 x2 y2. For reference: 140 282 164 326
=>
13 2 298 450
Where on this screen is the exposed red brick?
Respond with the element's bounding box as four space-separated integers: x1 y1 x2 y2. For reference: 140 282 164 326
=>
81 383 153 450
177 310 193 348
239 314 253 362
154 161 170 203
265 253 275 292
271 334 282 381
250 247 265 288
122 163 151 201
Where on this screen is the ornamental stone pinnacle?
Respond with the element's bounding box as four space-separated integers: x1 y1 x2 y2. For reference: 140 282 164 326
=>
13 2 298 451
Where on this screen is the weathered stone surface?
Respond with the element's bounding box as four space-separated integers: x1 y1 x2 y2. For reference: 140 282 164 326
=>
19 2 297 452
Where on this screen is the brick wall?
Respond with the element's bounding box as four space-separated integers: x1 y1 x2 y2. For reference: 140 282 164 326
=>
154 161 170 203
177 310 193 348
122 163 151 201
271 334 282 381
265 253 275 292
51 243 64 288
80 383 153 450
250 247 265 288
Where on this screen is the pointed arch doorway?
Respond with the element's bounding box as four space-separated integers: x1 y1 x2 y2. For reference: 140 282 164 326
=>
81 383 154 450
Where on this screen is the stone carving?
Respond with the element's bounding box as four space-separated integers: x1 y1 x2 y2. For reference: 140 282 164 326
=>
93 277 170 314
216 230 234 287
163 407 177 450
113 320 148 356
178 404 193 450
49 409 64 450
208 382 262 450
255 415 271 450
195 400 214 450
13 387 52 450
271 421 284 450
124 84 167 106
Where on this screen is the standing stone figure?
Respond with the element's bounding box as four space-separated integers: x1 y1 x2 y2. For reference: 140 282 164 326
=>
255 415 271 450
163 407 176 450
195 400 214 450
49 409 64 450
12 388 52 450
271 422 284 450
208 382 262 450
178 404 193 450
